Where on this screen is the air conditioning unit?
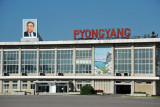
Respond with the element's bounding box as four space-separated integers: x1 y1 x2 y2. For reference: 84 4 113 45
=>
124 72 130 76
40 73 45 76
22 73 27 76
4 73 9 76
115 72 121 76
58 73 63 76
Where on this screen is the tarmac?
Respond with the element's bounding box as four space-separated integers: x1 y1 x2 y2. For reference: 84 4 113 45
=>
0 94 160 107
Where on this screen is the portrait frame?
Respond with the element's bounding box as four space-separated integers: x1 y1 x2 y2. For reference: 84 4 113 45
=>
23 19 38 38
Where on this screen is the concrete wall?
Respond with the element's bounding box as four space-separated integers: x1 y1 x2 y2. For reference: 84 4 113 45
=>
134 81 154 95
94 79 114 94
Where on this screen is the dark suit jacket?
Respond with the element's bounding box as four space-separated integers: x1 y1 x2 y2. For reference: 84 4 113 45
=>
24 31 36 37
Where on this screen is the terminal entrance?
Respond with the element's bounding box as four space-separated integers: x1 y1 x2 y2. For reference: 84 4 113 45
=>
38 83 49 92
116 85 131 94
56 83 67 93
35 81 70 94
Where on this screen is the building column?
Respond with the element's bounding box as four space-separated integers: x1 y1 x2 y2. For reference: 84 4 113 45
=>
18 80 21 91
131 44 134 76
73 79 76 91
37 47 39 76
1 48 3 76
131 80 135 94
35 83 37 95
54 47 57 76
153 81 156 95
0 80 2 93
92 45 95 76
112 45 114 76
153 44 156 77
67 83 69 93
18 48 21 76
91 79 95 89
73 46 76 76
110 80 114 94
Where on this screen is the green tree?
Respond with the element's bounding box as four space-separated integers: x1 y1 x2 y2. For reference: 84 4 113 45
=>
80 85 95 95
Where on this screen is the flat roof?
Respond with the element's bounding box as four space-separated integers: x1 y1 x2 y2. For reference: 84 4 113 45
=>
0 38 160 46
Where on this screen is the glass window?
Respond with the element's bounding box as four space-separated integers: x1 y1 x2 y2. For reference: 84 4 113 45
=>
134 49 153 74
115 81 121 83
57 50 73 73
4 81 9 90
22 81 27 89
146 81 152 84
114 49 131 73
77 84 82 90
21 51 37 74
156 49 160 75
12 81 17 89
76 50 92 74
136 81 142 84
3 51 19 74
39 51 55 73
125 81 131 83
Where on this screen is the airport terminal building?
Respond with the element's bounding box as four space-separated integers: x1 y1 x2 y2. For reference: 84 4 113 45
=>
0 35 160 95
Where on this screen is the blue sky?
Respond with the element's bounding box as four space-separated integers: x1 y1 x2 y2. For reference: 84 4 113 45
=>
0 0 159 41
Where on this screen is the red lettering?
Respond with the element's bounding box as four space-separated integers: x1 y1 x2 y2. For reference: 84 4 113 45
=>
74 30 79 39
80 30 85 38
117 28 123 37
124 28 131 37
85 30 91 38
105 29 111 38
92 29 98 38
110 29 116 37
99 29 105 38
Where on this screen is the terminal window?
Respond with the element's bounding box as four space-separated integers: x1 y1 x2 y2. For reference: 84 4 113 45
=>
134 49 153 74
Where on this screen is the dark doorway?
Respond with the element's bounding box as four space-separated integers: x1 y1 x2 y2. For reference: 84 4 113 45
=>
116 85 131 94
38 83 49 92
56 83 67 93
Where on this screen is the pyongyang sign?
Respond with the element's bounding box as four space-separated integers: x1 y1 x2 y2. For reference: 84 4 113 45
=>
74 28 131 39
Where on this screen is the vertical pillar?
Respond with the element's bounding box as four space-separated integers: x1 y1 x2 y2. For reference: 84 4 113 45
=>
73 46 76 76
1 48 3 76
0 80 2 93
153 44 156 77
34 83 37 95
153 81 156 95
18 80 21 91
112 45 114 76
131 44 134 76
92 45 95 76
19 48 21 76
131 80 135 94
73 79 76 91
110 80 114 94
54 47 57 76
67 82 69 93
37 47 39 76
91 79 95 89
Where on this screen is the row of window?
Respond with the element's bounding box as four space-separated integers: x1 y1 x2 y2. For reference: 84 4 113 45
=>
0 48 154 74
115 49 153 74
2 50 92 74
3 81 35 90
3 80 92 90
115 81 152 84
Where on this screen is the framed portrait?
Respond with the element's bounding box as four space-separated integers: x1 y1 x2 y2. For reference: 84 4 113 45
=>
23 19 37 38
